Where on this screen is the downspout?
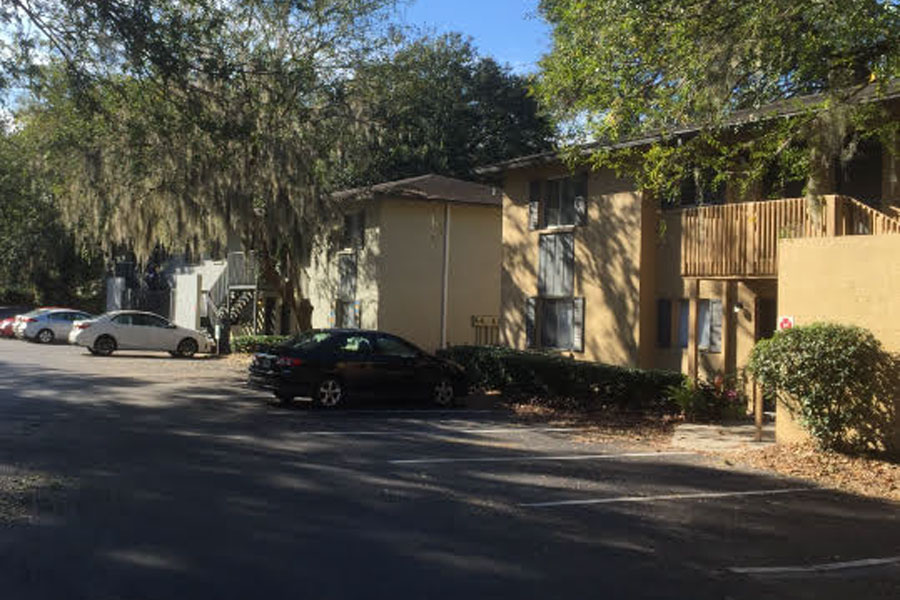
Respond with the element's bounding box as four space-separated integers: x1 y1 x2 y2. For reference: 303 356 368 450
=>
440 201 451 349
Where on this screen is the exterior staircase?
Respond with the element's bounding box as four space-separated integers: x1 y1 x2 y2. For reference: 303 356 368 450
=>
205 251 265 336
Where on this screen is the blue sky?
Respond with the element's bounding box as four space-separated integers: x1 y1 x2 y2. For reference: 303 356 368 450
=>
393 0 552 73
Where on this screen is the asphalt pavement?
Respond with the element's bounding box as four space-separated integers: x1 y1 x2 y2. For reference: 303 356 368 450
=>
0 339 898 599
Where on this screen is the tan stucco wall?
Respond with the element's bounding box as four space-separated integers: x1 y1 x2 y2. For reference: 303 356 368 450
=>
501 166 644 366
377 197 501 352
446 202 502 346
776 234 900 445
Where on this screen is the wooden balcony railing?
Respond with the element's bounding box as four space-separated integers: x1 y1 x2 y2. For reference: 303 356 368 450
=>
680 195 900 278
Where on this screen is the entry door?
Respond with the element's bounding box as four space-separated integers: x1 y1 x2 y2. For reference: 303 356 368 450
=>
756 298 777 341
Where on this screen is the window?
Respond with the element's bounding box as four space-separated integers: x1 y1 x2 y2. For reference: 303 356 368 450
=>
338 335 372 354
112 314 134 326
533 232 583 351
540 299 574 350
342 211 365 248
677 300 690 349
538 233 574 297
374 335 419 358
529 174 587 229
336 253 358 328
676 298 722 353
657 299 672 348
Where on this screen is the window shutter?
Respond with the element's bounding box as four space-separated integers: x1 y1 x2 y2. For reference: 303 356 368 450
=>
709 299 723 353
572 297 585 352
528 181 541 230
525 296 537 348
574 173 588 226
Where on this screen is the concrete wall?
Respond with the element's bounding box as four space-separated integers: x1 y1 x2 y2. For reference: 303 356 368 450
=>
172 273 202 330
776 234 900 445
501 166 645 366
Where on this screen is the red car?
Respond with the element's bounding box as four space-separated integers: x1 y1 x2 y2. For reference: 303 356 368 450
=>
0 317 15 338
0 306 32 338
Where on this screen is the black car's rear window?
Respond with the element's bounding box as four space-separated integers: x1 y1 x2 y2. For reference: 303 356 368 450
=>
290 331 333 351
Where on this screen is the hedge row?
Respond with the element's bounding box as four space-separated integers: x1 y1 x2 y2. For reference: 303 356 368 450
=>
437 345 684 412
231 335 291 354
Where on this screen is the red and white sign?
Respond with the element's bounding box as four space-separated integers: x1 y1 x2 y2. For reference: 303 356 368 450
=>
778 316 795 331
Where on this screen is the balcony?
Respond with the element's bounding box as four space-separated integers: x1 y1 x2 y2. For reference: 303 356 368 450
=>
680 195 900 279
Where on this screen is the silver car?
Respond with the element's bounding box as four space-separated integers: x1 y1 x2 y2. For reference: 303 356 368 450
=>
16 308 94 344
69 310 212 357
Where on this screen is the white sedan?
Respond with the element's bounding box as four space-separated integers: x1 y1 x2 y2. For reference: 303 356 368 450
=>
70 310 213 357
16 308 94 343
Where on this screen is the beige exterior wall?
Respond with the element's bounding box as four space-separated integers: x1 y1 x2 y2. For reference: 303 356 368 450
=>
376 198 446 350
304 195 501 353
378 197 501 351
501 166 645 366
303 201 381 331
776 234 900 446
446 202 502 347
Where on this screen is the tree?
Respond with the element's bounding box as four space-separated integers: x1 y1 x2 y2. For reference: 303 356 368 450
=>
0 126 103 308
535 0 900 205
9 1 397 326
345 34 554 185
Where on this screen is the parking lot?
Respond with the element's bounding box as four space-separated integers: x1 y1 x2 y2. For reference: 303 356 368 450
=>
1 339 898 599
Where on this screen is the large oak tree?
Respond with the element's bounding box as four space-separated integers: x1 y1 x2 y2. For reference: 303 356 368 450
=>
535 0 900 204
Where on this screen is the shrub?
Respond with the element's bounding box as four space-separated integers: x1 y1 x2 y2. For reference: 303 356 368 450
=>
231 335 291 354
667 374 747 422
437 345 684 412
747 323 898 454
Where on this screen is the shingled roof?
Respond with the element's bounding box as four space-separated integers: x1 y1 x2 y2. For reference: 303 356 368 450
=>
333 174 500 207
476 82 900 174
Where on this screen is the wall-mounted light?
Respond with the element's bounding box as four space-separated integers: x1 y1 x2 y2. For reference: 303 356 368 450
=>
733 301 745 314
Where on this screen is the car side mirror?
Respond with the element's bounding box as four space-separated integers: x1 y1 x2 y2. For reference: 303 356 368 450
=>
167 323 177 329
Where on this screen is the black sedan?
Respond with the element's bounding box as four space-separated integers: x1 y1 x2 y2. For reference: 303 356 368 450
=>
247 329 468 407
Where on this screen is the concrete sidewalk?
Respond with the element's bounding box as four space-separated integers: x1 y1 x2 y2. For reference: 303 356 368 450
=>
671 421 776 451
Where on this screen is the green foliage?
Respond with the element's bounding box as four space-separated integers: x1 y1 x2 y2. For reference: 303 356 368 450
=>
0 128 103 310
231 335 292 354
747 323 898 454
346 33 554 185
535 0 900 203
667 375 747 423
438 345 684 412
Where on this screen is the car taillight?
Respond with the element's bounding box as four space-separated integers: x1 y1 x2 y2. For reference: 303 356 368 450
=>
276 357 303 367
23 317 37 323
76 323 91 329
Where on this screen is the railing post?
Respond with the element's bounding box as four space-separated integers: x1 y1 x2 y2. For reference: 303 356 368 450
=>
824 195 841 236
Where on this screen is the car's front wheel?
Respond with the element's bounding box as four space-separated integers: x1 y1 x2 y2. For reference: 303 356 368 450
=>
93 335 116 356
432 377 455 407
176 338 198 358
316 378 344 408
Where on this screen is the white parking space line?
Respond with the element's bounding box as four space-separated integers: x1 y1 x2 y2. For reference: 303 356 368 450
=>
341 409 500 415
303 427 579 436
390 451 694 465
729 555 900 575
520 487 816 507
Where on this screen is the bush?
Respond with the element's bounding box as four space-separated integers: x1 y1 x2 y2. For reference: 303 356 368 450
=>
667 374 747 422
747 323 898 454
437 345 684 412
231 335 292 354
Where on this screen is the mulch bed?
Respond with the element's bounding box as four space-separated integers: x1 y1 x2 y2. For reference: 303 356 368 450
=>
720 442 900 503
